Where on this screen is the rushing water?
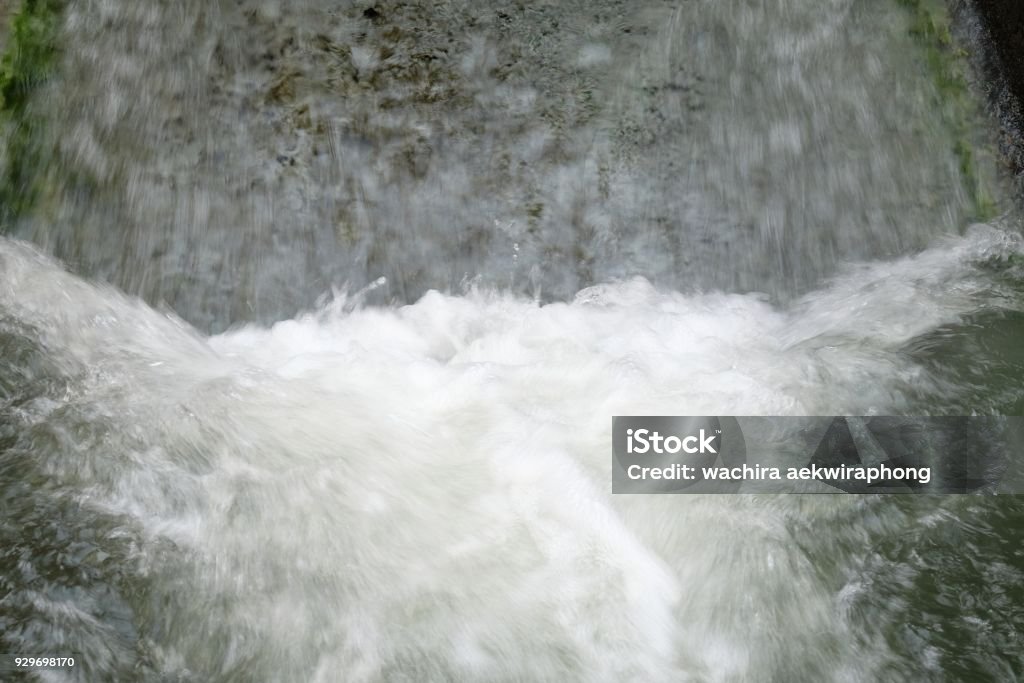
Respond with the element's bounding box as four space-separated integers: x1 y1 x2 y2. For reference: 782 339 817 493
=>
2 0 1024 681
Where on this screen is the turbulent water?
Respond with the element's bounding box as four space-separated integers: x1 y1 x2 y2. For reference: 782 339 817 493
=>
3 0 1024 681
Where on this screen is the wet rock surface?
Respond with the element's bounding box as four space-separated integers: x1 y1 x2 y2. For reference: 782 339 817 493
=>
963 0 1024 177
972 1 1024 108
2 0 987 331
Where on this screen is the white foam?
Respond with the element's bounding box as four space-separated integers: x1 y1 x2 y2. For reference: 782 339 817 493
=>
1 225 1021 680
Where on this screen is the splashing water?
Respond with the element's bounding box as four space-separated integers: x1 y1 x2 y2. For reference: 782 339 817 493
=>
3 0 1024 681
3 224 1024 681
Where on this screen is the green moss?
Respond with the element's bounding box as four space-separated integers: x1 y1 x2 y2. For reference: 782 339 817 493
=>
897 0 997 221
0 0 64 224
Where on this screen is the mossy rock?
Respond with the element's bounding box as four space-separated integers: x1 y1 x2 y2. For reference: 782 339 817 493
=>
898 0 998 221
0 0 65 224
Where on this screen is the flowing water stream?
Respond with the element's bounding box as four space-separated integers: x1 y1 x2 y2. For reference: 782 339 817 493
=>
2 0 1024 681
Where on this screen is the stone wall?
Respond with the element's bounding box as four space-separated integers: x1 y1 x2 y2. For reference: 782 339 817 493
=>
966 0 1024 177
973 1 1024 105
